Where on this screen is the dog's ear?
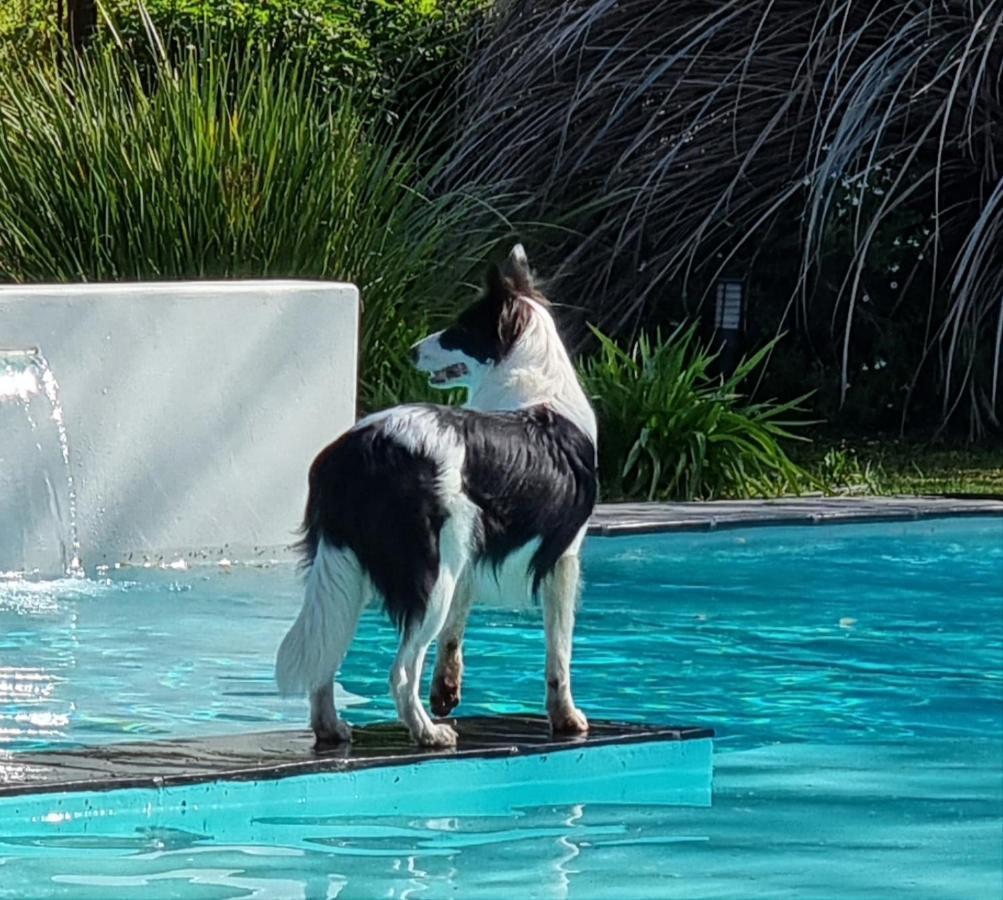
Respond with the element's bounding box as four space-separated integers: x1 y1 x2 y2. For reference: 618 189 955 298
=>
484 260 531 353
484 262 509 310
500 243 534 296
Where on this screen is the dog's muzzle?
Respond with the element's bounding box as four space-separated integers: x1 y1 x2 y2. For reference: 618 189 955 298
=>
429 363 469 385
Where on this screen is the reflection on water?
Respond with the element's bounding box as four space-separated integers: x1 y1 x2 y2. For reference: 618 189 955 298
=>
0 578 81 747
0 520 1000 751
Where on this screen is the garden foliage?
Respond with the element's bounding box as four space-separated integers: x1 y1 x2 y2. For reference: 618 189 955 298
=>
0 39 507 411
1 1 996 501
579 325 811 500
441 0 1003 436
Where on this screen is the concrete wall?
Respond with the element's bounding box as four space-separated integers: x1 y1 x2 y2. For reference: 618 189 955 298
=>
0 281 358 570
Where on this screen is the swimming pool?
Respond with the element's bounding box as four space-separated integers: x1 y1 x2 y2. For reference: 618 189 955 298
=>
1 517 1001 897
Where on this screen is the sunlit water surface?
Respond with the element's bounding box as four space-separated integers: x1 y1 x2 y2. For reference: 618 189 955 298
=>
1 518 1000 898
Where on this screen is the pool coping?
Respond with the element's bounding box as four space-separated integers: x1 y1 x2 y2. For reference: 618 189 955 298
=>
0 716 713 799
587 496 1003 536
92 496 1003 569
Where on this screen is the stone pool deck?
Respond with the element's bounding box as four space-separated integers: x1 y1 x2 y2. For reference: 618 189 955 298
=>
589 496 1003 536
109 496 1003 568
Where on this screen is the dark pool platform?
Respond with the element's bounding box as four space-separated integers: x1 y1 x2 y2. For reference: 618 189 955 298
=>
0 716 712 799
589 496 1003 536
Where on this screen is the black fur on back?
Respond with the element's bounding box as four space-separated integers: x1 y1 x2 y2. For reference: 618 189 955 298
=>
298 424 447 632
439 405 597 591
298 404 597 632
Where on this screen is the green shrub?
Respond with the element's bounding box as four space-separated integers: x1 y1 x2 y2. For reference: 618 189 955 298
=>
579 325 812 501
98 0 486 117
0 38 508 411
0 0 55 57
811 447 882 497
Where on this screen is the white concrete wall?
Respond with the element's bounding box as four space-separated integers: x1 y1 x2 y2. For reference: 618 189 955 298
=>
0 281 358 570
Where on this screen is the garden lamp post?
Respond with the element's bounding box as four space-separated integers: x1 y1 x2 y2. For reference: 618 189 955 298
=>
714 275 745 375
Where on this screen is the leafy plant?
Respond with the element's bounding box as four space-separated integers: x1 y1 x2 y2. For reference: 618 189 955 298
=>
0 0 56 57
0 36 509 411
93 0 486 120
579 325 812 501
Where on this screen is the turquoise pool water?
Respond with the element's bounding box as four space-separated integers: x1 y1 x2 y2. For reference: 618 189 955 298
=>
1 518 1001 898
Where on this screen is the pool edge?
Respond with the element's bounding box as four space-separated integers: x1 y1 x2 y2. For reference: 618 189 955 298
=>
588 496 1003 536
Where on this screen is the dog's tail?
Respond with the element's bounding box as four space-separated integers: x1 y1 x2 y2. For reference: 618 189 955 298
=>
275 539 365 696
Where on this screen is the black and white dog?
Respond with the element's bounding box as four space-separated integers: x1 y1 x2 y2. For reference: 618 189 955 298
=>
276 245 598 748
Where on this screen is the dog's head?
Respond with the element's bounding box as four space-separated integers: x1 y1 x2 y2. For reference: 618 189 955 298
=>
413 243 597 441
411 243 553 391
412 244 547 391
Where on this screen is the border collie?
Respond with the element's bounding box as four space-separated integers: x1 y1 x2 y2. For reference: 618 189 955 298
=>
275 245 598 748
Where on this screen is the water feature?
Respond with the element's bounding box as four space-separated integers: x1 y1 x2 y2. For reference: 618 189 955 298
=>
0 349 82 579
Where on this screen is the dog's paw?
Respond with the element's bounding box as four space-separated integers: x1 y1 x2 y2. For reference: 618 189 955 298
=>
414 721 458 749
313 718 352 749
550 706 589 737
430 674 461 718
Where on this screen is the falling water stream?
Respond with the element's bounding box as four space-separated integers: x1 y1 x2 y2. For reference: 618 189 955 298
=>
0 348 82 578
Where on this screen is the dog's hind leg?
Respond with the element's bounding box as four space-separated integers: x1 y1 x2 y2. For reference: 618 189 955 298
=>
309 682 349 745
390 570 460 748
275 540 366 746
542 553 589 736
430 573 473 718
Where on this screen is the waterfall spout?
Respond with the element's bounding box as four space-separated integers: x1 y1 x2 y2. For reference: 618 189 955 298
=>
0 349 82 578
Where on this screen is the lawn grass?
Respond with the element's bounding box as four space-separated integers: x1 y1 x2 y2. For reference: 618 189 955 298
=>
599 442 1003 503
793 440 1003 498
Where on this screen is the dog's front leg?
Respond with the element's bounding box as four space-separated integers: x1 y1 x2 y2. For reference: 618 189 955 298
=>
430 578 473 717
543 554 589 736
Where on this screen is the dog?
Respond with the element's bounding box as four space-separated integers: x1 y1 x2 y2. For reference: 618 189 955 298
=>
275 245 598 748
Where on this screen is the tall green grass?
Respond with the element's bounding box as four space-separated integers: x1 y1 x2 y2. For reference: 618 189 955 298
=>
0 38 509 410
580 325 812 501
